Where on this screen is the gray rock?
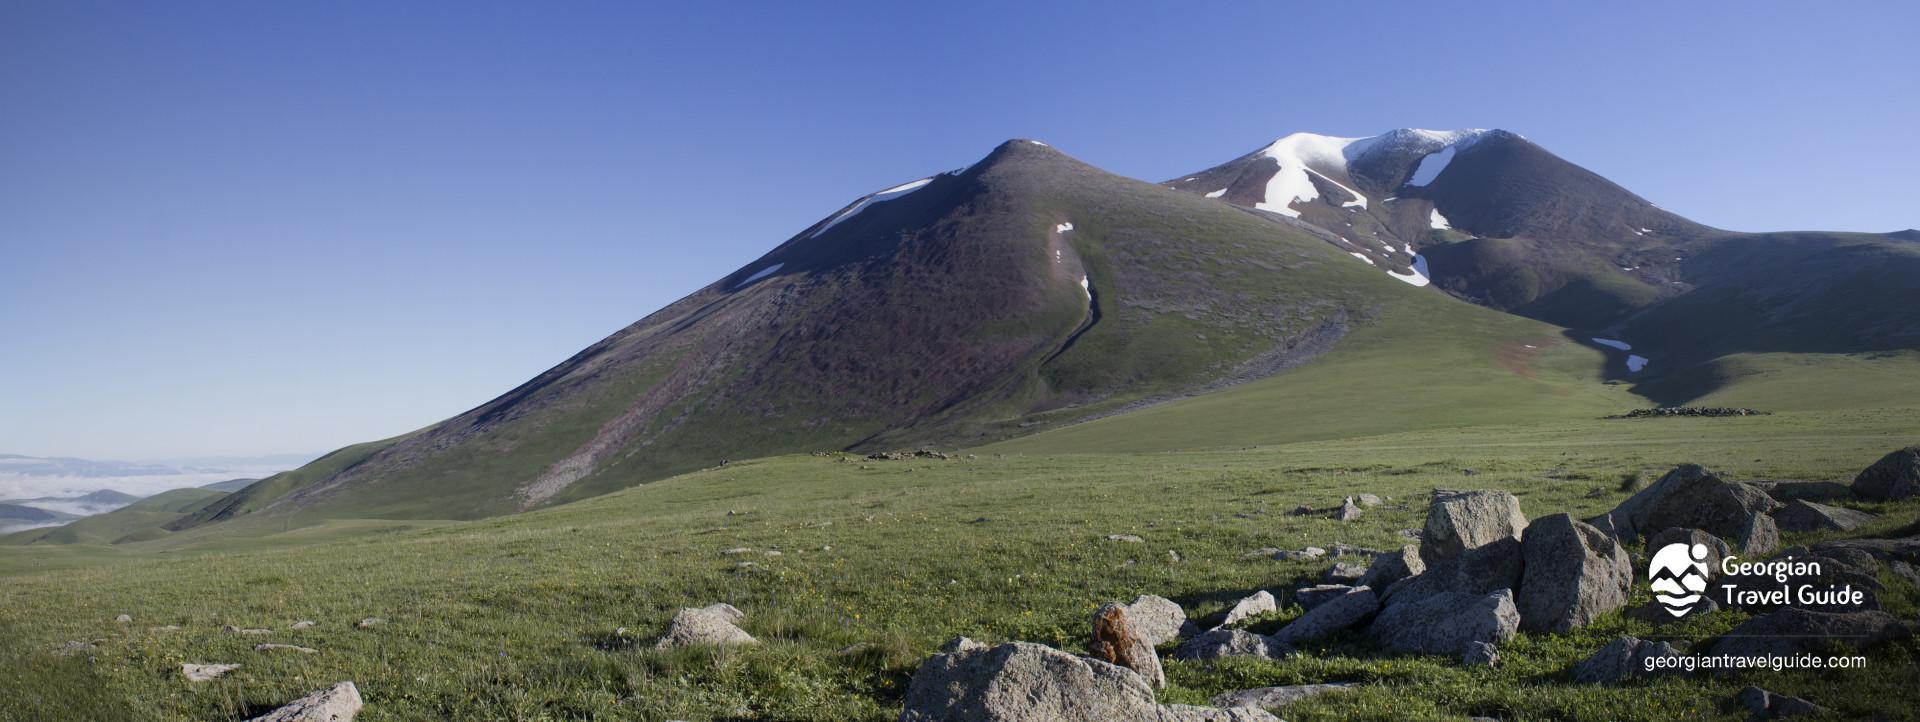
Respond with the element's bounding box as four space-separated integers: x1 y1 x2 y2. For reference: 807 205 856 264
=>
1419 490 1528 569
245 681 364 722
1773 500 1876 532
1209 683 1354 709
1336 497 1363 522
1593 465 1780 552
1241 548 1285 560
1853 446 1920 500
113 614 131 624
1738 685 1772 714
1751 480 1855 503
1357 545 1424 589
900 638 1279 722
1462 641 1499 668
1517 514 1632 633
1570 637 1682 684
223 626 273 635
356 618 383 629
1368 588 1518 657
1274 547 1326 561
1107 534 1146 543
182 663 240 682
1090 605 1164 689
1104 595 1195 647
1274 586 1377 643
1738 512 1780 556
290 620 316 631
1708 609 1909 657
1322 562 1367 584
1356 494 1383 507
1739 685 1820 718
1293 584 1354 612
254 644 317 654
1214 590 1276 629
655 603 756 649
1174 629 1284 661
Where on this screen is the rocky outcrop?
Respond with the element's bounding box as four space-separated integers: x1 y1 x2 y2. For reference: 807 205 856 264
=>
1322 562 1367 584
1174 629 1283 661
1708 609 1909 657
1591 465 1779 553
1368 588 1519 657
1570 637 1682 684
655 603 756 649
1336 497 1363 522
1749 480 1854 503
1853 446 1920 500
1090 605 1163 689
1356 545 1424 589
1773 500 1876 533
1273 586 1377 644
246 682 363 722
900 638 1279 722
1462 641 1499 668
1293 584 1354 611
1420 490 1528 569
1607 407 1769 418
1516 514 1632 633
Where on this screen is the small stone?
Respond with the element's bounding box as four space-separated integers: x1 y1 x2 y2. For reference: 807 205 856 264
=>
1215 590 1277 629
290 620 316 630
1356 494 1383 507
1336 497 1363 522
1167 550 1182 563
1209 683 1353 709
1106 534 1145 543
254 644 318 654
1322 562 1367 584
356 618 383 629
113 614 132 624
182 663 240 682
1463 641 1499 667
223 625 273 635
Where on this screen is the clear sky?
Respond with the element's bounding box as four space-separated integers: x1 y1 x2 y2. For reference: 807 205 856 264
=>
3 1 1916 460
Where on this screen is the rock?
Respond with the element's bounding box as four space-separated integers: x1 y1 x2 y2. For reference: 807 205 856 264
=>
254 644 317 654
1853 446 1920 500
900 637 1279 722
1241 548 1285 560
182 663 240 682
1209 683 1354 709
1174 629 1284 661
1420 490 1528 569
356 618 383 629
1647 528 1731 567
1773 500 1876 532
1275 547 1326 561
1770 696 1819 717
113 614 131 624
290 620 316 630
1356 494 1383 507
245 681 362 722
1336 497 1363 522
1751 480 1855 502
1462 641 1499 668
655 603 757 649
1593 465 1780 552
1739 686 1820 718
1106 534 1145 544
56 640 97 654
1214 591 1276 629
1102 595 1196 647
1738 686 1772 714
1368 589 1518 657
1357 545 1424 589
1089 604 1164 689
1293 584 1354 611
1516 514 1632 633
223 626 273 635
1273 586 1377 643
1168 550 1183 563
1322 562 1367 584
1708 609 1909 657
1570 637 1682 684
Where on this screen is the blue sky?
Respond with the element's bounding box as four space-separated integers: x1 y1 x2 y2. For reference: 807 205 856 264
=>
3 1 1916 459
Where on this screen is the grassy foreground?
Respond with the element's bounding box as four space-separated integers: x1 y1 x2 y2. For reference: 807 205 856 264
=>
3 408 1919 721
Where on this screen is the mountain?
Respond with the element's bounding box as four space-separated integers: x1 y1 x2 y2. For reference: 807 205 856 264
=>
1169 129 1920 380
200 478 259 493
0 489 141 516
0 503 80 534
155 138 1619 534
3 488 228 545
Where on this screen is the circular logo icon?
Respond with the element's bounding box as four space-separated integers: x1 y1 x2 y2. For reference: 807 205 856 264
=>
1648 542 1712 618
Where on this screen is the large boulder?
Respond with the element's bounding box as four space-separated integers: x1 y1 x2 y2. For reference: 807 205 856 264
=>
1273 586 1378 644
654 603 756 649
1174 629 1284 661
1570 637 1683 684
1773 500 1877 533
246 682 363 722
1420 490 1527 568
1213 591 1276 630
1090 605 1164 689
1101 595 1195 647
1516 514 1632 633
1592 465 1779 552
1853 446 1920 500
1368 589 1519 657
1707 609 1909 657
900 638 1279 722
1356 545 1424 589
1293 584 1355 611
1750 480 1855 503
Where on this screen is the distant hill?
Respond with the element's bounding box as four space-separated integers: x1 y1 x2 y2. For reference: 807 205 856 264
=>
0 489 141 517
3 488 228 545
199 478 258 493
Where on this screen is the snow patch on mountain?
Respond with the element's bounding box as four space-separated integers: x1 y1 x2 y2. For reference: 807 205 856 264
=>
1205 188 1228 198
1627 355 1649 373
1407 145 1457 186
1592 338 1632 351
1390 255 1432 287
1429 208 1452 230
812 177 935 239
735 263 784 289
1056 222 1073 233
1348 252 1375 266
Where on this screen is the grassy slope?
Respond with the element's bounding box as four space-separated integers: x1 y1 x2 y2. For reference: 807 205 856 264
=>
1634 350 1920 410
3 409 1917 721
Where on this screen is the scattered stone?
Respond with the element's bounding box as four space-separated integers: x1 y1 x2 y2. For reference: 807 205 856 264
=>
223 626 273 635
719 547 757 556
1288 505 1317 516
1738 685 1820 719
1293 584 1354 612
182 663 240 682
1853 446 1920 500
1772 500 1876 532
245 681 362 722
1102 595 1196 647
1607 406 1769 418
655 603 756 649
1356 494 1383 507
901 637 1280 722
1168 550 1183 563
1336 497 1363 522
1214 590 1276 629
151 625 182 632
1591 465 1780 553
1273 586 1377 644
1209 683 1354 710
1708 609 1909 657
1462 641 1499 668
1322 562 1367 584
1174 629 1285 661
1517 513 1632 633
1273 547 1327 561
290 620 316 631
254 644 318 654
1571 637 1683 684
1241 548 1284 560
1368 589 1519 657
1357 545 1424 589
356 618 383 629
1089 604 1163 689
56 640 97 654
113 614 131 624
1106 534 1145 544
